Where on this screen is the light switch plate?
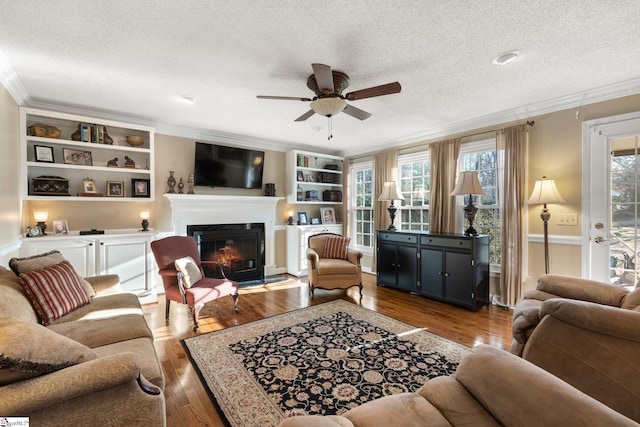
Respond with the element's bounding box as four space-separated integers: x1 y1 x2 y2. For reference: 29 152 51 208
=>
557 213 578 226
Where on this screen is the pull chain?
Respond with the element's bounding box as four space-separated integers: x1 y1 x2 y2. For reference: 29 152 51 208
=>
327 117 333 140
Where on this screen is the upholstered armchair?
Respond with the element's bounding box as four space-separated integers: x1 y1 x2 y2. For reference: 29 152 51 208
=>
150 236 239 330
306 233 363 300
512 274 640 422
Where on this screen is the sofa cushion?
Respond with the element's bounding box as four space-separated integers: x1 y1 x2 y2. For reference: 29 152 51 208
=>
0 317 97 385
48 314 153 348
324 236 350 260
18 261 91 325
621 287 640 310
0 269 38 323
9 250 96 297
46 292 143 324
174 256 202 289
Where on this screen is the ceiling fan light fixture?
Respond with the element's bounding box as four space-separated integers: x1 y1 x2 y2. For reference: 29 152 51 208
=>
492 50 522 65
310 97 347 117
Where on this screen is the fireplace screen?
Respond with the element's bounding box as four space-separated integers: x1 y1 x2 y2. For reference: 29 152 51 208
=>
187 223 265 282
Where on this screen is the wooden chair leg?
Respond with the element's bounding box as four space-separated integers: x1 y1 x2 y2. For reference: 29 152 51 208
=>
165 299 171 320
310 284 315 299
232 292 240 313
192 304 204 330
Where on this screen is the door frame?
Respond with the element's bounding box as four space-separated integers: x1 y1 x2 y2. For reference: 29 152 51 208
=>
581 110 640 279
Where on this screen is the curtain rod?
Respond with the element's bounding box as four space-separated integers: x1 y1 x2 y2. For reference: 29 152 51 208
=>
460 120 535 140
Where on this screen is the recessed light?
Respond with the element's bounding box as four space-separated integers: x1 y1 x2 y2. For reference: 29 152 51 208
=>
178 95 196 104
492 50 522 65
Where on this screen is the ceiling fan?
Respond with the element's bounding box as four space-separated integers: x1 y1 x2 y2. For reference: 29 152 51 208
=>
257 63 401 138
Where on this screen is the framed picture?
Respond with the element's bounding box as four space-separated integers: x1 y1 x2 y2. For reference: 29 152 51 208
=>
82 178 97 193
297 212 308 225
106 181 124 197
132 178 150 198
305 173 314 182
34 145 54 163
297 170 304 181
321 207 336 224
52 220 69 235
310 217 320 225
63 148 92 166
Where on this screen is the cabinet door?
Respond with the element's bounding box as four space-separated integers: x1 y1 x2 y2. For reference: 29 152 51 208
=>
376 242 397 287
21 239 96 277
444 251 473 307
99 237 152 294
395 245 418 291
420 248 443 298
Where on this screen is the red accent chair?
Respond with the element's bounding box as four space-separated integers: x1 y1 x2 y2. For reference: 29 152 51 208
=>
150 236 239 330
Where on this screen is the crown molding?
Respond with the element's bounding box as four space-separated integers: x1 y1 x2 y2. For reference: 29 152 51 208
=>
0 49 30 105
13 71 640 158
340 77 640 157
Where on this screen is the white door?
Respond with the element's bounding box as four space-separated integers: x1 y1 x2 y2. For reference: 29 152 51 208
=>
99 236 154 297
583 112 640 288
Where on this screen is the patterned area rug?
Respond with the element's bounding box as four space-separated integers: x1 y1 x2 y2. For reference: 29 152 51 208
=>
182 300 470 427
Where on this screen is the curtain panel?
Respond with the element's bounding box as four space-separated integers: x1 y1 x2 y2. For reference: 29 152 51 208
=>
428 138 461 233
497 125 528 306
371 150 398 271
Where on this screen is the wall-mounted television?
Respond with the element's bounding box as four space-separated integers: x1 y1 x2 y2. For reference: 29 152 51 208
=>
193 142 264 189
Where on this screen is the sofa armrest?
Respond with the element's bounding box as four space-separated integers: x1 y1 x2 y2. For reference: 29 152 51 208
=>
346 249 362 266
456 345 637 427
0 352 150 414
84 274 121 295
536 274 628 307
306 248 319 270
540 298 640 341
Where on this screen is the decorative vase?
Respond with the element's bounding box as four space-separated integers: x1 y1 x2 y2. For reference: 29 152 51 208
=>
167 171 177 193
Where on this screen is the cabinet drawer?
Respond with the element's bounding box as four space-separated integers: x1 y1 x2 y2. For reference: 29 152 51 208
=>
421 236 472 250
378 232 418 244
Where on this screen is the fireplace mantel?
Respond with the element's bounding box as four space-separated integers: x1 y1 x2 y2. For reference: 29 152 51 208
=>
164 194 284 276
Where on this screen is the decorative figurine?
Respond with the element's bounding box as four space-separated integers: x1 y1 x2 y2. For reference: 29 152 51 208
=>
124 156 135 168
187 173 195 194
167 171 177 193
107 157 119 167
178 177 185 194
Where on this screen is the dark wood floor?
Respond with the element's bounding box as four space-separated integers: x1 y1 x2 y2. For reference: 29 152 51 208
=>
142 273 513 427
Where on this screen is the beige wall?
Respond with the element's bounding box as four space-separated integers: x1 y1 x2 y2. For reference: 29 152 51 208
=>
5 82 640 287
0 84 21 264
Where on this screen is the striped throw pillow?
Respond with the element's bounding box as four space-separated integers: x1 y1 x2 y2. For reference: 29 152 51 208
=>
18 261 91 325
324 236 351 260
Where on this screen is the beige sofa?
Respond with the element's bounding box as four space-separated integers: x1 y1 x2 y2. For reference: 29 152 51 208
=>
278 345 637 427
0 253 166 426
512 274 640 422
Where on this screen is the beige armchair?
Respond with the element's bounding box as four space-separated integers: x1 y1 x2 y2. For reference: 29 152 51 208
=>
306 233 363 300
512 274 640 422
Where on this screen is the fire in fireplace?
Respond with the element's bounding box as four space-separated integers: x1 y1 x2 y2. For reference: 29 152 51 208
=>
187 223 265 282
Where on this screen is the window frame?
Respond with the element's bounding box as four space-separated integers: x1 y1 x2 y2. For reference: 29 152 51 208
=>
349 160 375 255
396 151 431 232
457 138 502 269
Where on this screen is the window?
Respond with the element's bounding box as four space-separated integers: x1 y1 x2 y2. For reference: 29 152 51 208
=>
458 139 501 265
350 161 374 250
397 152 430 231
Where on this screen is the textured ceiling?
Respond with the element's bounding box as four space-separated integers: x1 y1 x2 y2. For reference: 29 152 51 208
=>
1 1 640 156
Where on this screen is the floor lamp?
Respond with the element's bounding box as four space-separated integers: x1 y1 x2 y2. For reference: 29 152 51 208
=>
528 176 565 274
378 181 405 231
450 171 486 236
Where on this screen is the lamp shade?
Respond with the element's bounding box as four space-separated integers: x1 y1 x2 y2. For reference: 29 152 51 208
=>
310 97 347 117
34 211 48 222
528 177 565 205
450 171 486 196
378 181 404 201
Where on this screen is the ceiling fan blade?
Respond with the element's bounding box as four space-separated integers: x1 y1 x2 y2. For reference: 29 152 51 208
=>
344 82 401 101
312 63 334 94
257 95 312 101
343 104 372 121
294 109 316 122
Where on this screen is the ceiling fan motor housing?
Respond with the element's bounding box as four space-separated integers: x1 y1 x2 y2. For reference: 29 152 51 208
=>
306 70 350 97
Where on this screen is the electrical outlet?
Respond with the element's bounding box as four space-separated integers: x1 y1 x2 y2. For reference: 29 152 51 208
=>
557 213 578 226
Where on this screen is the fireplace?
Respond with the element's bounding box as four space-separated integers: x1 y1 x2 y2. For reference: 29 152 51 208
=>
187 223 265 282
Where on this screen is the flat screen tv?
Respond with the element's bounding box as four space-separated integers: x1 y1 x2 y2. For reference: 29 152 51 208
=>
193 142 264 189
